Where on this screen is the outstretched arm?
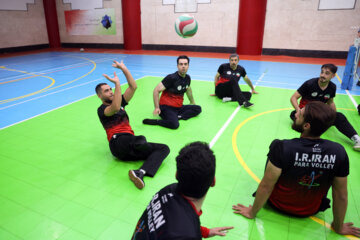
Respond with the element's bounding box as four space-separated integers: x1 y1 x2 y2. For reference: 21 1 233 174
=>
186 86 196 104
331 177 360 237
232 161 281 219
112 60 137 103
244 75 258 94
153 82 166 115
102 72 122 116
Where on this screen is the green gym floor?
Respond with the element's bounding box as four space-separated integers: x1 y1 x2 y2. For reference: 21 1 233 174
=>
0 51 360 240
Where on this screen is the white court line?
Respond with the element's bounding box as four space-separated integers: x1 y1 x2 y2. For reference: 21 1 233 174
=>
345 89 359 107
0 56 114 82
209 70 267 148
0 76 147 130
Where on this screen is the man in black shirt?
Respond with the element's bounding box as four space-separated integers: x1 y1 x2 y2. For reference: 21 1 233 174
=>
132 142 233 239
143 55 201 129
96 60 169 189
233 102 360 238
290 63 360 151
213 54 258 108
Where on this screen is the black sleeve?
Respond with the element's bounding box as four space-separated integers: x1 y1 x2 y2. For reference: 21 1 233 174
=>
297 80 309 96
217 64 224 74
334 147 349 177
240 66 247 78
267 139 284 169
97 104 106 118
121 95 128 108
162 74 175 89
97 95 127 117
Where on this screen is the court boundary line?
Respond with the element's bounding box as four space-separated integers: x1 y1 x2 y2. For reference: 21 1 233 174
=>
0 76 149 130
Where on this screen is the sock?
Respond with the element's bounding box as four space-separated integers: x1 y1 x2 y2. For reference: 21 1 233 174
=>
351 134 360 143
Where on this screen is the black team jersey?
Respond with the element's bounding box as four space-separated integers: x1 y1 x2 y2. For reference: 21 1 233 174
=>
159 72 191 108
132 183 210 240
216 63 246 86
297 78 336 108
267 138 349 217
97 96 134 141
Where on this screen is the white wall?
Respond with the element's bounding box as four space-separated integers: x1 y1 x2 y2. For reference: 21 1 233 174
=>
263 0 360 51
1 0 359 52
0 0 48 48
56 0 124 44
141 0 239 47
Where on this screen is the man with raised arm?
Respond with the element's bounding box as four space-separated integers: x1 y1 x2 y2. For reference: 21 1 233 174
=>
96 60 169 189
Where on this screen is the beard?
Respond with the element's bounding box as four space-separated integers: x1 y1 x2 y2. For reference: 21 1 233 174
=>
291 121 304 133
104 99 112 104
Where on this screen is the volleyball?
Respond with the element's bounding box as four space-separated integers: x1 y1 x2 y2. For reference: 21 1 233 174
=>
174 14 198 38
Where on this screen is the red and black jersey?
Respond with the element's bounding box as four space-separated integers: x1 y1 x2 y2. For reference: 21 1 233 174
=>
97 96 134 141
267 138 349 217
297 78 336 108
132 183 210 240
216 63 246 86
159 72 191 108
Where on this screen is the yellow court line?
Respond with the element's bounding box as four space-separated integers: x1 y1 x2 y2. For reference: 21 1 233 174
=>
0 56 96 104
0 67 55 104
336 73 342 84
232 108 359 239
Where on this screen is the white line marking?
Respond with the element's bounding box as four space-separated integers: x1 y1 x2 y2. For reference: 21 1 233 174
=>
345 89 359 107
0 77 147 130
209 70 267 148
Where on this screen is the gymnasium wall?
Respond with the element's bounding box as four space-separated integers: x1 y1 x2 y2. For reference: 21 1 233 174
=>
263 0 360 52
0 0 359 55
140 0 239 48
56 0 124 45
0 0 48 49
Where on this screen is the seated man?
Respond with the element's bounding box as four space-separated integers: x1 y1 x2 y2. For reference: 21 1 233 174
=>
213 54 258 108
233 102 360 238
96 60 169 189
290 63 360 151
143 55 201 129
132 142 233 239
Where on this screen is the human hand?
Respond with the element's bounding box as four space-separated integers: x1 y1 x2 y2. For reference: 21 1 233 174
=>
210 93 216 96
208 226 234 237
232 203 255 219
112 60 126 70
331 222 360 237
103 72 120 84
252 89 259 94
153 108 161 116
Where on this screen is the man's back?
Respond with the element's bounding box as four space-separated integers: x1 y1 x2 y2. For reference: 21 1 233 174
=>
268 138 349 216
132 183 202 240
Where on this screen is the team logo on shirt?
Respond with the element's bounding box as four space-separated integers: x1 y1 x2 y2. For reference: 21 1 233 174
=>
312 144 321 153
298 171 322 189
227 71 231 75
236 73 240 77
324 94 330 100
311 92 318 97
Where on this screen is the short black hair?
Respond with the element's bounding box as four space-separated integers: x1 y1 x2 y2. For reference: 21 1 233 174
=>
95 83 108 95
321 63 337 74
176 142 216 198
229 53 239 60
304 101 336 137
177 55 190 65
